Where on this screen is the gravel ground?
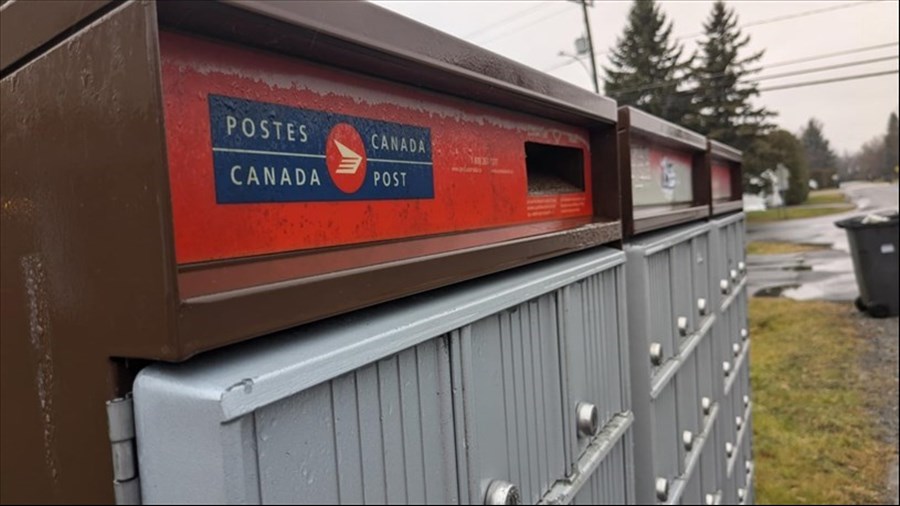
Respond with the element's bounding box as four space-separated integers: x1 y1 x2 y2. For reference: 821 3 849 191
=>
854 313 899 505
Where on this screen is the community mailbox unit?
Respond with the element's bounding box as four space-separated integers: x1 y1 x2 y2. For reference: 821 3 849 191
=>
617 107 753 505
1 1 633 504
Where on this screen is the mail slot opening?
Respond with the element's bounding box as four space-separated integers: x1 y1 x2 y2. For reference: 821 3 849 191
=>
525 142 585 195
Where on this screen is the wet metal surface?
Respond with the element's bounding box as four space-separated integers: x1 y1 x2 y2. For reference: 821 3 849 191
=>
747 182 899 301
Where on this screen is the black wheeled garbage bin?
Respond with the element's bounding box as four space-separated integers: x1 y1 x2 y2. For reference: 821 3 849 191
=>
835 211 900 318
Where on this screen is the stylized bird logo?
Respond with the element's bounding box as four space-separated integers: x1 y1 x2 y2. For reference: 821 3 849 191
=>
333 139 363 174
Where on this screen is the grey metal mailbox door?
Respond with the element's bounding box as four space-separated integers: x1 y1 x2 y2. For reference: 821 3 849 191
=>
455 257 635 505
254 339 458 504
453 294 568 504
133 247 635 505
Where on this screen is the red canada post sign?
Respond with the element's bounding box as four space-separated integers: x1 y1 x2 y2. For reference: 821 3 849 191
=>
160 32 593 265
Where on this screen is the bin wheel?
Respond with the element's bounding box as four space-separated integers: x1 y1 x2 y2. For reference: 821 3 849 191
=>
867 303 890 319
854 297 867 312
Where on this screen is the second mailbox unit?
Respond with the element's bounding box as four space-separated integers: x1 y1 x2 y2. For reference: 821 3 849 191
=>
617 107 734 505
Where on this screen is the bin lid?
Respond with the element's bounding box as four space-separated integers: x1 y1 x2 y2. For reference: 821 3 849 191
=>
835 211 899 229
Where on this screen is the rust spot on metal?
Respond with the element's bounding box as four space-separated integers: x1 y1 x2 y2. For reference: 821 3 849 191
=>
1 197 36 220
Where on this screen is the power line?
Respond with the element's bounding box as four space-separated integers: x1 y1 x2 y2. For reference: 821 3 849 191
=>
674 0 877 40
609 41 898 81
758 69 898 92
606 54 898 96
479 4 573 44
754 54 898 82
545 0 878 73
762 41 899 70
463 2 554 40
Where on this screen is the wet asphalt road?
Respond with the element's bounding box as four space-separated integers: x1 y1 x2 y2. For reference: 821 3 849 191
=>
746 182 899 301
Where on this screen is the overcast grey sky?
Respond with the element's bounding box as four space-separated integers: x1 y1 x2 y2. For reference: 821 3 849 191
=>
374 0 899 154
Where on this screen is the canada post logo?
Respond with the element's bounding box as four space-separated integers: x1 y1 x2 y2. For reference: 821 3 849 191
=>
326 123 367 194
208 95 434 203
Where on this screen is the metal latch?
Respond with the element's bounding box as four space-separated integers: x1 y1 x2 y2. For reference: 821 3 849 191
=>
106 394 141 505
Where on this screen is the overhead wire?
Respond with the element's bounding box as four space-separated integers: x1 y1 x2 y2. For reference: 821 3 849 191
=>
756 41 898 70
479 4 575 44
608 53 899 96
543 0 880 73
758 69 898 92
754 54 898 82
673 0 878 40
462 2 555 40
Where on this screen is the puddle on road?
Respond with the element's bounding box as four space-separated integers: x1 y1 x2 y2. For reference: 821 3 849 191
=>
782 264 812 271
755 285 801 297
750 246 859 301
782 272 859 301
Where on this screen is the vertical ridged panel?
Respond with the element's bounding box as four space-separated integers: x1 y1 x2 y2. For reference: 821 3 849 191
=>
676 353 701 475
254 338 456 505
652 380 680 483
727 222 739 273
717 306 737 468
460 293 566 505
604 268 627 418
560 266 628 467
696 329 716 407
692 233 712 322
571 433 631 505
671 241 695 334
682 463 703 504
648 250 675 367
700 415 721 498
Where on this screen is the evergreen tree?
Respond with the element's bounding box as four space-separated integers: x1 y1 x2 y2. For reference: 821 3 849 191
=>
693 1 774 149
801 118 839 188
603 0 696 125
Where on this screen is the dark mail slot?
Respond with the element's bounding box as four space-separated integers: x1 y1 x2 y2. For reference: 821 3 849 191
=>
526 142 586 195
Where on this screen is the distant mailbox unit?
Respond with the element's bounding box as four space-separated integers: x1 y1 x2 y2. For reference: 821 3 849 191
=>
708 140 744 216
617 107 711 237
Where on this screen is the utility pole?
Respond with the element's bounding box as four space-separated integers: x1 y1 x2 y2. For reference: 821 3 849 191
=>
580 0 599 93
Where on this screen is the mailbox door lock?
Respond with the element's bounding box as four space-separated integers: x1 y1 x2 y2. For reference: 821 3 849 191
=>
655 477 669 502
702 396 712 416
677 316 689 337
650 342 664 366
576 402 600 438
682 430 694 451
485 480 520 505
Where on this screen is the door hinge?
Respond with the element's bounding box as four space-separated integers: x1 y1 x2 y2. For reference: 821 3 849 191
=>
106 394 141 505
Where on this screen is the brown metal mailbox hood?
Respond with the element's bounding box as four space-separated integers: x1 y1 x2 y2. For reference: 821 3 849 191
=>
3 0 622 362
617 106 711 237
707 139 745 216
